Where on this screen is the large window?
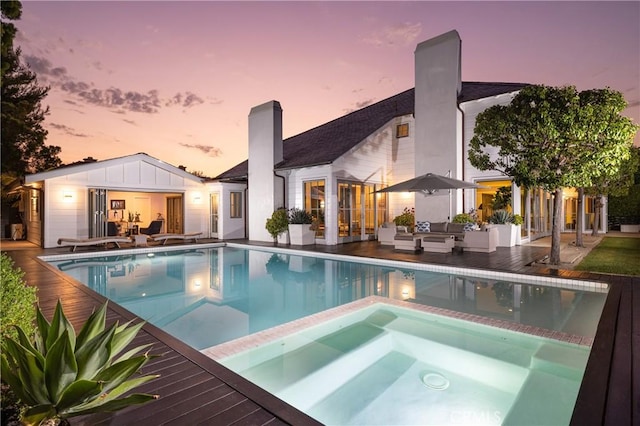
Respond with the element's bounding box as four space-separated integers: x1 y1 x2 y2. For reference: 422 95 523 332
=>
304 180 325 237
474 180 513 223
230 192 242 218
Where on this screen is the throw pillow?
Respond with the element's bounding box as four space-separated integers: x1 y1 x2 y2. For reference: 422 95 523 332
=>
416 221 430 232
463 222 476 232
430 222 448 233
448 223 466 233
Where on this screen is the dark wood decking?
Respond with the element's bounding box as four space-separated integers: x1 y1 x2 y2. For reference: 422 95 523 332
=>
3 247 321 426
2 239 638 425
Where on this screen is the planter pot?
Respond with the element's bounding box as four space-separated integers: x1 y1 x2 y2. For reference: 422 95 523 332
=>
277 231 290 245
515 225 522 245
492 224 517 247
288 224 315 245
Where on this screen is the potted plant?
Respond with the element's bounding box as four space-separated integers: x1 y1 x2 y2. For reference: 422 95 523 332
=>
288 207 315 245
265 208 289 245
512 213 524 245
452 213 474 224
488 210 517 247
393 207 415 232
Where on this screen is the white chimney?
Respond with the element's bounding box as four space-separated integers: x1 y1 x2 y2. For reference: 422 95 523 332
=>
414 30 462 221
248 100 284 242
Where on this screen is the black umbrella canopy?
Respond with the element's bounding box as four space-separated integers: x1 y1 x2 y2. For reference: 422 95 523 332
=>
375 173 481 195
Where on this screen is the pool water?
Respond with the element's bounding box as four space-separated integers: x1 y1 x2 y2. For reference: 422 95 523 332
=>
219 303 590 425
45 245 607 351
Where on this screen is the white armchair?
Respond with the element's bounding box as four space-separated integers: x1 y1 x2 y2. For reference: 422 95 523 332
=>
377 222 399 245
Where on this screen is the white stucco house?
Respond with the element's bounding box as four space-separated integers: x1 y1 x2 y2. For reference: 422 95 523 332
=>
20 30 606 248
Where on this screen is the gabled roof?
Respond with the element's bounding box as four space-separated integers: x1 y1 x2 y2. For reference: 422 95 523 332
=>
25 152 204 183
215 82 529 181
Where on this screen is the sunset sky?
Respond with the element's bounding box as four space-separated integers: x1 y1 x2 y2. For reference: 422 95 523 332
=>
14 1 640 178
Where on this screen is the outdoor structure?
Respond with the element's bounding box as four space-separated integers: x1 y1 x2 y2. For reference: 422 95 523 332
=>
18 30 607 248
20 154 208 248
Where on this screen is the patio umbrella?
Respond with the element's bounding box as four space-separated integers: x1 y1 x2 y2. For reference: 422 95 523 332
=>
375 173 481 195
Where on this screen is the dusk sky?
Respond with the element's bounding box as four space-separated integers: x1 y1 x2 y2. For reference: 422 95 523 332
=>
14 1 640 178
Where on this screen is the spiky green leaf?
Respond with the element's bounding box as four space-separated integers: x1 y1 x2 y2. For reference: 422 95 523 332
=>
46 301 76 352
35 305 50 354
93 355 150 393
55 379 104 413
113 343 153 365
111 320 145 358
22 404 56 426
75 302 107 352
74 322 116 380
15 324 45 369
44 330 78 402
3 337 48 404
1 353 35 405
66 393 158 417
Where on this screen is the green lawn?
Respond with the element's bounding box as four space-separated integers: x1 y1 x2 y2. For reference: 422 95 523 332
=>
575 237 640 275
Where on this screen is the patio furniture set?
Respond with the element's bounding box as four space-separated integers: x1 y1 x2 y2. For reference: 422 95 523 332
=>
378 221 498 254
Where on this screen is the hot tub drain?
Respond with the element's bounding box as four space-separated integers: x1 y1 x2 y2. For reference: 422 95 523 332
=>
422 372 450 390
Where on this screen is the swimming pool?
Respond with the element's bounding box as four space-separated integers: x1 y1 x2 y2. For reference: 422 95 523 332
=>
43 243 607 424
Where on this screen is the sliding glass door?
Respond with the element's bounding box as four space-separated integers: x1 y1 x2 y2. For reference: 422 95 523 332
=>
337 181 377 243
88 188 108 238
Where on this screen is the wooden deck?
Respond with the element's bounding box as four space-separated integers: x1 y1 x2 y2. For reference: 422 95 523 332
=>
3 245 321 426
2 239 637 425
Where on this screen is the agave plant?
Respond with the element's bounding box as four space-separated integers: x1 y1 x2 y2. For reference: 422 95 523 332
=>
1 300 159 425
288 207 313 225
488 209 514 225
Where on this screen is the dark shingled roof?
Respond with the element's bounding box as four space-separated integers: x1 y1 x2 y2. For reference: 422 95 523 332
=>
214 82 529 181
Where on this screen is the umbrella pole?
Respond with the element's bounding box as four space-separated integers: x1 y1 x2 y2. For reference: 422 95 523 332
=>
447 170 452 221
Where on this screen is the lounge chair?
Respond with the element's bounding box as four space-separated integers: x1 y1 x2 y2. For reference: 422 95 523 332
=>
140 220 163 235
57 236 131 252
150 232 203 245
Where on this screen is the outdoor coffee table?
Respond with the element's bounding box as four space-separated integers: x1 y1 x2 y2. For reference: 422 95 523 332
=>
132 234 149 247
421 235 455 253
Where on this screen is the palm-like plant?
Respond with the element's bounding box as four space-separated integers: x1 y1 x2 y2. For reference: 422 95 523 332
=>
1 300 159 425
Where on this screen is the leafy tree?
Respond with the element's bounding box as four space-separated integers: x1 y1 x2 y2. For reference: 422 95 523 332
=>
584 145 640 238
469 85 637 265
1 0 21 79
1 0 61 177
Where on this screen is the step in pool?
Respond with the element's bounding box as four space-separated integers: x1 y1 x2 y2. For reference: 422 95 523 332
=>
220 303 590 425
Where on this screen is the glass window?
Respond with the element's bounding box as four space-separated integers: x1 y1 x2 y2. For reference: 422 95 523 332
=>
230 192 242 218
304 180 325 237
30 189 40 221
396 123 409 138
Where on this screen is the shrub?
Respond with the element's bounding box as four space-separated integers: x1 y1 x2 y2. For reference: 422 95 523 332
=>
265 208 289 239
288 207 313 224
393 207 415 228
452 213 474 224
0 253 37 348
512 214 524 226
1 300 159 425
